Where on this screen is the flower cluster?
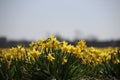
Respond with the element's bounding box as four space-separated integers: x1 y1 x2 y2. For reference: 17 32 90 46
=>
0 35 120 80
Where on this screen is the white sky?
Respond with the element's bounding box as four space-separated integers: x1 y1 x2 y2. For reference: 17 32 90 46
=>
0 0 120 41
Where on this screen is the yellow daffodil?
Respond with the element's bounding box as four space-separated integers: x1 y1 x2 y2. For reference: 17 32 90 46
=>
47 53 55 61
31 49 40 58
62 57 67 64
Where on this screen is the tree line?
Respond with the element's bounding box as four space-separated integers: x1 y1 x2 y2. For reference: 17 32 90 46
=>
0 36 120 48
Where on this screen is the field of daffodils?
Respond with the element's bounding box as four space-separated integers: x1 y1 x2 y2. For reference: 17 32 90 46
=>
0 35 120 80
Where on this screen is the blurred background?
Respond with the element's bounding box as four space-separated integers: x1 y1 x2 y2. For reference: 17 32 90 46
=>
0 0 120 48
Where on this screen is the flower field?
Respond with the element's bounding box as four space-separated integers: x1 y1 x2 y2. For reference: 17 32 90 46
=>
0 35 120 80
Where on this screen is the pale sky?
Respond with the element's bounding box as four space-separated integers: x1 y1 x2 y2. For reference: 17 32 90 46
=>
0 0 120 41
